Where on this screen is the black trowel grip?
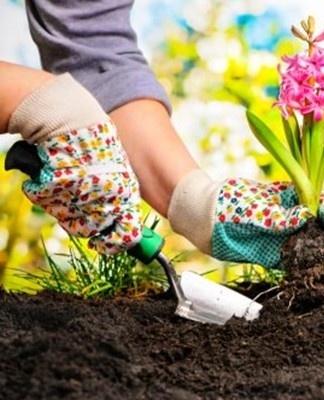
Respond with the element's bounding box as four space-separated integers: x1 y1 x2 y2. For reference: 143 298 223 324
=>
5 140 44 180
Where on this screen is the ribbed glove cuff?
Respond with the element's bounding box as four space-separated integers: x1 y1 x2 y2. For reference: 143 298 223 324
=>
167 169 219 255
8 73 108 143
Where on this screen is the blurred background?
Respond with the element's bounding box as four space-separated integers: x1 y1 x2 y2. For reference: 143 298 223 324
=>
0 0 323 290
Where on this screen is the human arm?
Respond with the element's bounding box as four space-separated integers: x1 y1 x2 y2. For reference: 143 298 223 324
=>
23 1 314 267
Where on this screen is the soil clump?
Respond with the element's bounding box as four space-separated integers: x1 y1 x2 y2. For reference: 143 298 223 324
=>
280 217 324 312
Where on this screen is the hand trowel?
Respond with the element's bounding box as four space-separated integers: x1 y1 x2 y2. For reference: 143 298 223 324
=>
5 140 262 325
128 226 262 324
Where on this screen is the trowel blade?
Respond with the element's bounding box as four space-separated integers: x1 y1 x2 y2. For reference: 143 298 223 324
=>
179 271 263 325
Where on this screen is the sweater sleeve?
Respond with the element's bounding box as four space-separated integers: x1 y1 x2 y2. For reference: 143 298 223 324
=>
25 0 172 114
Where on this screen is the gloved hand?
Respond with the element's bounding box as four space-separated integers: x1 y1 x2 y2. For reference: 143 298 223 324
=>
6 73 142 255
211 178 311 268
168 171 313 269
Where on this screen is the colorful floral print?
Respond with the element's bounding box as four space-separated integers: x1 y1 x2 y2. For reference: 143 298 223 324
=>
23 118 142 255
215 178 311 231
211 177 313 268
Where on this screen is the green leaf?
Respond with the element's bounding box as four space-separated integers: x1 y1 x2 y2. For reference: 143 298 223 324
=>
246 110 317 214
301 123 311 176
281 114 302 165
309 119 324 196
316 150 324 200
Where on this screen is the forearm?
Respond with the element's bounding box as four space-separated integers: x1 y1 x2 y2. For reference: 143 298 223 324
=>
24 0 197 216
110 99 199 217
0 61 53 133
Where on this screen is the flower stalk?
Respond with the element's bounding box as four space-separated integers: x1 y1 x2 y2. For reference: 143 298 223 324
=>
247 16 324 216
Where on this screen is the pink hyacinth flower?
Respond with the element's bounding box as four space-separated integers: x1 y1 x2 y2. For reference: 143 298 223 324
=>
275 45 324 121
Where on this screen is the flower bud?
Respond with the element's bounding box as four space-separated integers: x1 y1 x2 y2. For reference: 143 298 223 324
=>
307 16 315 36
300 19 309 34
291 25 309 42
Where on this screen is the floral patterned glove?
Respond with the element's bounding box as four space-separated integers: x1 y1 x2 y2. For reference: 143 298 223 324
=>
168 171 313 269
23 122 142 254
6 74 142 255
211 178 311 268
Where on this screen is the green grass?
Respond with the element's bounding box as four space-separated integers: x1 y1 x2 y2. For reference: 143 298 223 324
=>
23 236 167 299
19 231 284 300
227 263 285 287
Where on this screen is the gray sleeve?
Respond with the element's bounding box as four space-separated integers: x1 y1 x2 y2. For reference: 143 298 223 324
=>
25 0 172 114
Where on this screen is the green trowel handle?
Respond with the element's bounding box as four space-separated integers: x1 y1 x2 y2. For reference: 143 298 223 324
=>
127 226 165 264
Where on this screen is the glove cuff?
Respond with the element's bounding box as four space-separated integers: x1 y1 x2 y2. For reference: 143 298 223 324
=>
167 169 220 255
8 73 108 143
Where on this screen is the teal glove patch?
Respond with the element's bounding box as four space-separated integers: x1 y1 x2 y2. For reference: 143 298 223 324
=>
23 146 54 192
212 223 298 268
211 178 311 269
279 185 299 209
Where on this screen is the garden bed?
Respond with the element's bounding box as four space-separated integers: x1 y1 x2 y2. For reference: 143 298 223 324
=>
0 281 323 400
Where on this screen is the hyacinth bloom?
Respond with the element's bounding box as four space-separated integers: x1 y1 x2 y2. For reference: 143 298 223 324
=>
276 48 324 121
246 16 324 216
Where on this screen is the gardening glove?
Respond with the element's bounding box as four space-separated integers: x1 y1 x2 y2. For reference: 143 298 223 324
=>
5 73 143 255
168 170 312 269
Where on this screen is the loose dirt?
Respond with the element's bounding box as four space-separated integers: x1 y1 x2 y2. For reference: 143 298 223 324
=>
1 219 324 399
0 283 323 400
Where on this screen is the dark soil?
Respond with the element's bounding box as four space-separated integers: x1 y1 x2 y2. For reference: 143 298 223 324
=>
281 218 324 312
0 221 323 400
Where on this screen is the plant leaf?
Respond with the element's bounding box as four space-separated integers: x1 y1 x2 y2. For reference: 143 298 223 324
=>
309 119 324 196
281 114 303 165
315 149 324 200
246 110 317 214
